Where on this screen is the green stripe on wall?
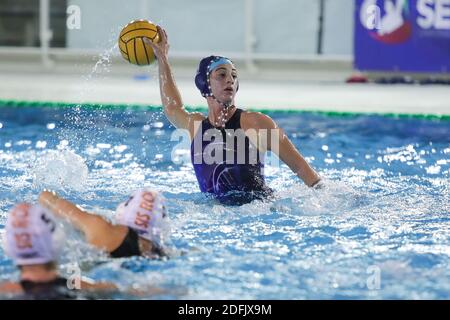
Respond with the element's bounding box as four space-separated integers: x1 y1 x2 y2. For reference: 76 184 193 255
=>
0 99 448 121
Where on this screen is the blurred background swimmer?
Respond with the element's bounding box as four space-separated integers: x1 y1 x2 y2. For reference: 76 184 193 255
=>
38 188 171 259
0 203 117 299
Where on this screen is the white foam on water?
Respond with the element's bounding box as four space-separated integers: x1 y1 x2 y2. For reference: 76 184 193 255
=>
32 149 88 192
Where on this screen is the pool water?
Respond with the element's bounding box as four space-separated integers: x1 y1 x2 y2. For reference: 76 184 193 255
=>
0 106 449 299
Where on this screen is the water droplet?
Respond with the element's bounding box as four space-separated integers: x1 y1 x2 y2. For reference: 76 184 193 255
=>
426 166 441 174
152 122 164 129
114 145 128 153
36 141 47 149
96 143 111 149
16 140 31 146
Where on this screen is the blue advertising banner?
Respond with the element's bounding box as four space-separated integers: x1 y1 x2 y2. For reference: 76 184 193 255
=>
355 0 450 73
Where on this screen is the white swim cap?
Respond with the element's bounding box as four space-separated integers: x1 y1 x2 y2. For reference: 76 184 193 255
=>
115 189 170 245
2 203 63 266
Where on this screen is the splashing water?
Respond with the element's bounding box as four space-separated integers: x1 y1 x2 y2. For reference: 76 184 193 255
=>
32 149 88 192
0 107 449 299
60 44 118 143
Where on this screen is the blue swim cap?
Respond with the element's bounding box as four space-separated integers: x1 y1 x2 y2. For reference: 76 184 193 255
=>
195 56 238 97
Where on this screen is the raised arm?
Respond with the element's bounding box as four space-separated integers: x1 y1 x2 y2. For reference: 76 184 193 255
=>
39 191 93 233
143 26 204 138
242 112 321 187
39 190 97 233
38 191 128 252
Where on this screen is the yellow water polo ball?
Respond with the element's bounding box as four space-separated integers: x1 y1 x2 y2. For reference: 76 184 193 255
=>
118 19 160 66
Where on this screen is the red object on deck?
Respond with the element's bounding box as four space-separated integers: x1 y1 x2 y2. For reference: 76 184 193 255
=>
346 74 368 83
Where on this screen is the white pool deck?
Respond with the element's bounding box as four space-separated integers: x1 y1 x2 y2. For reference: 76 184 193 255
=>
0 56 449 115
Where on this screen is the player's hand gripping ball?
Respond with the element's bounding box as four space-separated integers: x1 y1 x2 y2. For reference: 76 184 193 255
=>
118 19 160 66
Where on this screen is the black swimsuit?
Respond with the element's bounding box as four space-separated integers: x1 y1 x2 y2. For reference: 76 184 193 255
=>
19 277 76 300
109 227 166 259
190 108 273 205
110 227 141 258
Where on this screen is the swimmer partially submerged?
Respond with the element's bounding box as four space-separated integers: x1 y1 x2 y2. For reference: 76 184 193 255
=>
144 26 324 205
0 203 116 299
38 188 170 259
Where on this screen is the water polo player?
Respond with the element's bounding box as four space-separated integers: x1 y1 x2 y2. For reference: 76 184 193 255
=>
0 203 116 299
144 26 322 205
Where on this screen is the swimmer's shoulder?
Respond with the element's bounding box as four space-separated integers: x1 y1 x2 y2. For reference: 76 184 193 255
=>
189 112 207 129
188 112 207 139
240 110 277 131
189 111 206 122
